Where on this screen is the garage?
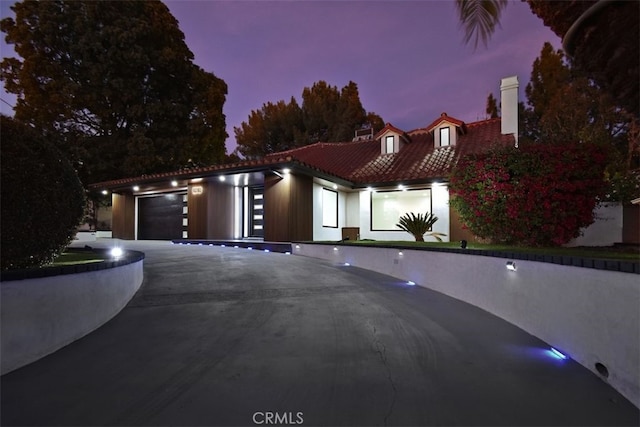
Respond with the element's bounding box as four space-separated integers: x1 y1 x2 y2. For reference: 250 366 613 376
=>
137 193 186 240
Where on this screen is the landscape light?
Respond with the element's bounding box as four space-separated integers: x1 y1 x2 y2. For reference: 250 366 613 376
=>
460 240 468 249
407 281 416 286
285 251 291 255
550 347 568 360
234 245 239 248
209 244 214 246
295 245 300 249
333 247 338 251
344 262 350 266
398 251 403 256
110 247 123 258
264 249 270 253
506 261 517 271
221 244 226 247
248 247 253 250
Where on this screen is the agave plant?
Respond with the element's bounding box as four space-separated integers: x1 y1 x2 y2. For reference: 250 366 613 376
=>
396 212 447 242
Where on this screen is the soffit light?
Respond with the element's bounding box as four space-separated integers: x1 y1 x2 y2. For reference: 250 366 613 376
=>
101 190 108 195
171 180 178 187
219 176 226 182
133 185 140 192
283 168 291 175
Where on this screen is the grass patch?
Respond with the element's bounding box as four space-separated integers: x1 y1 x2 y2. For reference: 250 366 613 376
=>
321 240 640 262
47 252 105 267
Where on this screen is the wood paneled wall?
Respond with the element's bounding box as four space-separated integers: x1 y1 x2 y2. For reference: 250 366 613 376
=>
187 182 235 239
111 193 135 240
264 173 313 242
187 183 208 239
207 181 234 239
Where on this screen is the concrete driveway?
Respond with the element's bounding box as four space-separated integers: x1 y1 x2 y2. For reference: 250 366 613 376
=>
1 240 638 426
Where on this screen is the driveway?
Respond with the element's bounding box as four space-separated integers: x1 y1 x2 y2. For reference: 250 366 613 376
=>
1 240 638 426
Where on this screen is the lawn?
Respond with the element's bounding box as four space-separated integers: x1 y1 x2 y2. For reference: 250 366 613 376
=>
332 240 640 262
48 252 105 266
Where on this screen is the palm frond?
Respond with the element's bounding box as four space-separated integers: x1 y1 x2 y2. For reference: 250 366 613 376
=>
455 0 508 48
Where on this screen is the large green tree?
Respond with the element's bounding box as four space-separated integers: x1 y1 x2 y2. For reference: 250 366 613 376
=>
1 0 228 184
235 80 384 158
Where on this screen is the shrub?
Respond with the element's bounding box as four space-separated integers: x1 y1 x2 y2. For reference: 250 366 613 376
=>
1 116 85 270
396 212 446 242
449 142 609 246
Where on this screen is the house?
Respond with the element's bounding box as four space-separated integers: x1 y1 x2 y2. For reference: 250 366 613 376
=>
92 77 521 243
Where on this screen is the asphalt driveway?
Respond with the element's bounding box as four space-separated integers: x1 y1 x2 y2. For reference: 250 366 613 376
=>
1 240 638 426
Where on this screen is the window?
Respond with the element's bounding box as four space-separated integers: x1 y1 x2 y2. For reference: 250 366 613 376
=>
385 135 394 154
322 188 338 228
371 188 432 231
440 127 450 146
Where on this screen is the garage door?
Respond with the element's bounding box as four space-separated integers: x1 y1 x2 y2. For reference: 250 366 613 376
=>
137 193 186 240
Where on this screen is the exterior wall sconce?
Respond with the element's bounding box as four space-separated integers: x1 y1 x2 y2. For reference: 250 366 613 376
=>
506 261 517 271
333 247 338 251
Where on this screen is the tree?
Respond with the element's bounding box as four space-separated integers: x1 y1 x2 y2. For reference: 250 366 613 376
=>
449 143 609 246
517 42 637 202
1 1 228 184
485 93 499 118
455 0 639 117
1 116 85 270
234 98 304 159
234 80 384 158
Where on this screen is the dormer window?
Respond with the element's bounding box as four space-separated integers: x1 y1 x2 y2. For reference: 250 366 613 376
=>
374 123 410 155
439 127 450 147
385 136 394 153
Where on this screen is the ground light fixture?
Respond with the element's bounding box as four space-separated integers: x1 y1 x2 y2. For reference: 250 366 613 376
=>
344 262 350 266
110 247 124 258
506 261 517 271
407 281 416 286
549 347 568 360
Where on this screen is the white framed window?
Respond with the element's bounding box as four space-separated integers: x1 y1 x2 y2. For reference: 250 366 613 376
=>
439 127 450 146
371 188 432 231
385 135 394 154
322 188 338 228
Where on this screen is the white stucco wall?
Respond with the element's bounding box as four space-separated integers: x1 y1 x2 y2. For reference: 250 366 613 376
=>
293 243 640 408
312 182 347 241
566 203 623 247
1 260 144 375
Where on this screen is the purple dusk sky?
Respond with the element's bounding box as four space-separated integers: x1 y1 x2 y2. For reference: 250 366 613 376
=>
0 0 561 155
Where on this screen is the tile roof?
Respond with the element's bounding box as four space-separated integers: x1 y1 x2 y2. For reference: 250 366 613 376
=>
92 116 514 189
265 117 512 184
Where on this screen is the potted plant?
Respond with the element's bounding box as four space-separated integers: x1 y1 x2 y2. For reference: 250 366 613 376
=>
396 212 446 242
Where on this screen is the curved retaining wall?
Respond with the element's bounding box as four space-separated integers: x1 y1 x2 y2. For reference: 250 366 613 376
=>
1 251 144 375
293 243 640 408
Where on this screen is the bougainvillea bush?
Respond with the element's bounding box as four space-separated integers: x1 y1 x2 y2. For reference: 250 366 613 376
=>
449 143 609 246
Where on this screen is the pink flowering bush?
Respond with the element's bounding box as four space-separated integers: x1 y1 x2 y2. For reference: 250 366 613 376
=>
449 143 609 246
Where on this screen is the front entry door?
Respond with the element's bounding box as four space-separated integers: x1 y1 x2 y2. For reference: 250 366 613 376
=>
249 187 264 238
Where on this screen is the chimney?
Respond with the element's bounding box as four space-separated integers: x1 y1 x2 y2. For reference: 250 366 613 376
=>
500 76 519 147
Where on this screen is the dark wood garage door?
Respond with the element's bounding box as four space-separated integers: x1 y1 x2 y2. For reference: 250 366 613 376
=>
138 193 185 240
